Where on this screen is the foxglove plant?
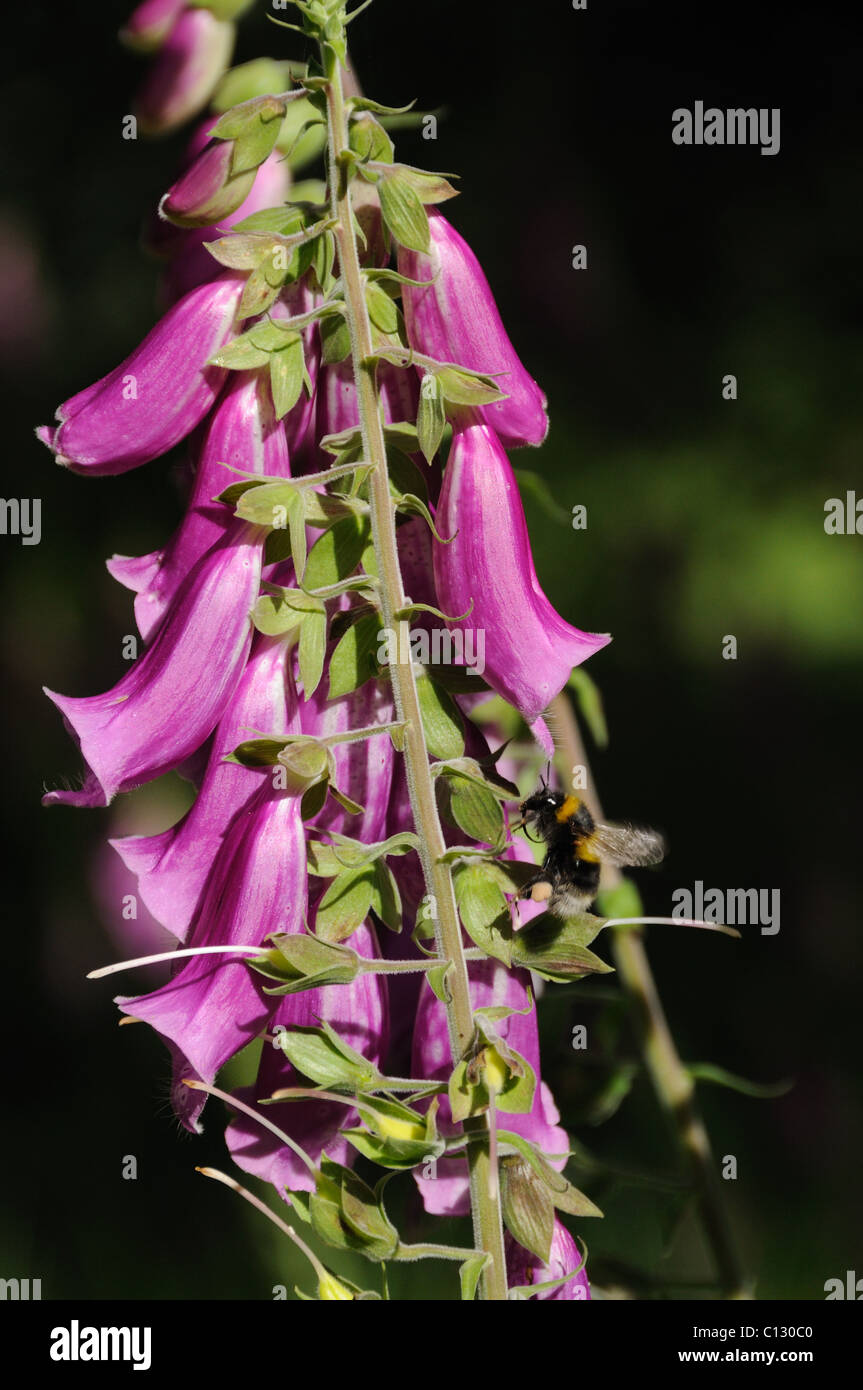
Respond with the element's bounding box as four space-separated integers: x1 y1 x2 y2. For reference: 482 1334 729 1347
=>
44 0 744 1301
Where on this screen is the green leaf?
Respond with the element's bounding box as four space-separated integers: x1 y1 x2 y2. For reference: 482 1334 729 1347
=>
453 862 512 966
415 673 464 759
315 866 378 943
209 332 271 371
236 480 298 528
320 312 352 364
269 334 306 420
349 112 394 164
511 915 614 982
378 172 430 253
416 372 446 463
365 280 400 336
298 606 327 698
328 611 383 699
304 515 371 590
435 364 506 407
373 860 402 933
501 1159 554 1264
446 774 505 848
226 736 289 767
239 260 287 320
275 1021 378 1090
459 1253 489 1302
497 1131 603 1219
685 1063 793 1100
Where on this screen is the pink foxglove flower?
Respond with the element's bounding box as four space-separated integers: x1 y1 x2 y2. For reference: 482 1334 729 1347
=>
121 0 186 52
111 634 298 938
38 273 244 475
134 7 234 136
399 209 548 448
412 958 569 1217
505 1222 591 1300
43 526 262 807
225 921 389 1194
434 419 610 750
118 777 307 1133
107 368 289 641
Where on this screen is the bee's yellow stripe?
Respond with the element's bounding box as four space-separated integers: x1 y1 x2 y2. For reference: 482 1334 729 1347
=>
575 830 601 863
555 794 581 823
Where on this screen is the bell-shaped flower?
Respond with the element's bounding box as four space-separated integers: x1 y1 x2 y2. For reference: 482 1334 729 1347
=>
120 0 185 52
300 672 396 844
159 137 258 229
118 776 307 1132
112 634 299 938
398 210 548 448
412 958 569 1217
134 7 234 137
312 358 419 468
505 1222 591 1300
433 420 610 751
107 368 288 641
39 273 245 476
225 920 389 1194
43 525 262 808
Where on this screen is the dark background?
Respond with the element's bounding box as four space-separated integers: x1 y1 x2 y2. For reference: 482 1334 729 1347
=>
1 0 860 1299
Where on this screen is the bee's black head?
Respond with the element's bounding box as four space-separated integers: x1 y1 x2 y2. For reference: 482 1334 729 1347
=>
519 788 565 838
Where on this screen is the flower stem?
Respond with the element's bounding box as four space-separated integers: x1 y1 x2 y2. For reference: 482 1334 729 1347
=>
321 44 507 1300
549 692 749 1298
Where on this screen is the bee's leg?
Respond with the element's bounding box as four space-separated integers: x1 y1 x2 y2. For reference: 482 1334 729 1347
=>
519 873 554 905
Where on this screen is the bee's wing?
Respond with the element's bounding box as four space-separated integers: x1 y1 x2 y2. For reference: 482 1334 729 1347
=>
592 822 666 867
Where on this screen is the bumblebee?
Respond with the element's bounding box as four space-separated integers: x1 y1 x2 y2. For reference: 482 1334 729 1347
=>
514 786 665 919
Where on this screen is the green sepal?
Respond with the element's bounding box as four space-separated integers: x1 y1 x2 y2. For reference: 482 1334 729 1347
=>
373 859 402 933
363 161 459 206
448 1043 534 1122
303 514 371 590
497 1130 604 1219
269 333 307 419
501 1157 555 1264
431 756 518 803
417 372 446 462
460 1252 490 1302
349 112 394 164
453 862 512 966
327 610 383 699
344 1096 443 1170
365 279 400 336
349 96 418 117
306 831 420 876
312 1156 400 1262
320 312 352 363
225 735 294 767
415 672 464 759
314 865 378 943
377 171 430 253
513 466 572 525
442 772 505 849
249 932 361 994
209 94 288 177
510 914 614 982
274 1019 380 1091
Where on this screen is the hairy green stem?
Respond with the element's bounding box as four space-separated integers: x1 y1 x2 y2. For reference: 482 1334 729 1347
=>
549 693 749 1298
322 44 507 1300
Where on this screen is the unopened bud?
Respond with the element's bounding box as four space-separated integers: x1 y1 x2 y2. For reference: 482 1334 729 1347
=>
160 140 256 227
